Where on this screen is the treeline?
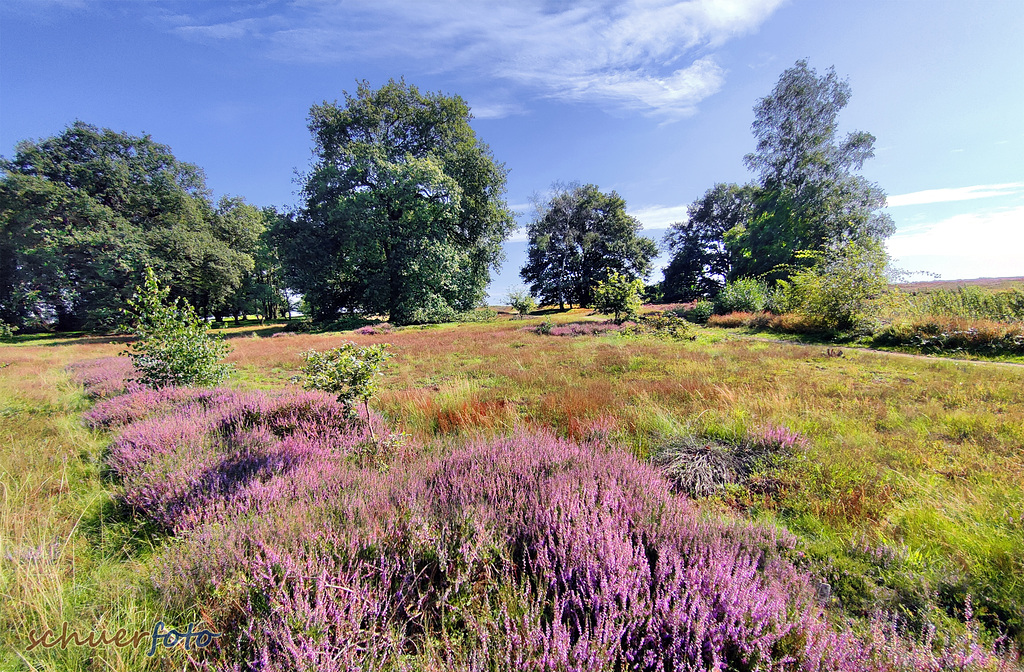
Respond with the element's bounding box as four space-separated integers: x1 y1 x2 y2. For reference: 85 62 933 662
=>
1 62 896 332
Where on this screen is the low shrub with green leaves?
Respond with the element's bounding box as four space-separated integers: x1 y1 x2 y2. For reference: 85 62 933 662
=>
300 342 392 429
715 277 771 314
121 268 232 388
507 288 537 318
593 271 644 323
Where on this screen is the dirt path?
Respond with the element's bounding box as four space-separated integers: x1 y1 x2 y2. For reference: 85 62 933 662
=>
729 333 1024 369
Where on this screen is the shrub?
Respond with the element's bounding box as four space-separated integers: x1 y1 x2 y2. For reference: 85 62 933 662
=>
781 240 889 331
354 322 394 336
873 317 1024 356
622 311 696 340
715 277 771 314
593 271 645 323
707 311 754 328
299 343 392 432
121 268 232 388
507 288 537 318
684 299 715 324
0 320 16 340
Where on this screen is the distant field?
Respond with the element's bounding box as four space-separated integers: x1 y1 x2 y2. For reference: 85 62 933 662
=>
898 276 1024 293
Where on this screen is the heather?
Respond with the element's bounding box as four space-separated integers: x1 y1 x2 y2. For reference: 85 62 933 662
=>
74 365 1014 670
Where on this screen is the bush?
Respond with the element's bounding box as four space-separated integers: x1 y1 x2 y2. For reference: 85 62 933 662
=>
0 320 17 340
715 277 771 314
121 268 232 388
299 343 392 430
781 240 889 331
913 286 1024 323
683 299 714 324
622 311 696 340
507 288 537 319
873 317 1024 356
707 311 754 328
592 271 645 324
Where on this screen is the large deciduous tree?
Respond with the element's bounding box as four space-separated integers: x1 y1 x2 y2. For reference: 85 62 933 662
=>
662 183 755 302
520 184 656 309
727 59 894 279
661 61 895 294
282 79 515 325
0 121 259 330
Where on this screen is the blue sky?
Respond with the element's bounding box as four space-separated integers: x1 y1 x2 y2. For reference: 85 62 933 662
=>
2 0 1022 301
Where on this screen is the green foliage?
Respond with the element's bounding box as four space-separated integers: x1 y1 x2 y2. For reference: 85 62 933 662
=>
300 342 392 420
781 239 890 331
520 183 656 309
715 277 771 314
873 318 1024 356
727 60 894 282
910 286 1024 323
683 300 715 324
662 183 754 301
592 271 644 324
122 268 232 388
283 79 515 325
0 320 16 340
507 288 537 318
0 121 260 330
622 312 696 340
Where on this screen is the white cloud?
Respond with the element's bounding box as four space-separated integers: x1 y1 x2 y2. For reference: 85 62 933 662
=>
171 0 786 117
887 205 1024 278
886 182 1024 207
629 203 689 229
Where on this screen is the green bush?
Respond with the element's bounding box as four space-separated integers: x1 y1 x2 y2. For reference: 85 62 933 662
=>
507 289 537 319
121 268 232 388
916 286 1024 323
300 342 392 428
715 278 771 314
0 320 17 340
780 240 889 331
683 300 714 324
593 271 644 324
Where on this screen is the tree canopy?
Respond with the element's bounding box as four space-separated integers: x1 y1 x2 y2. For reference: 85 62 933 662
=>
280 79 515 325
0 121 260 330
662 183 754 302
728 60 894 279
520 183 656 309
662 61 894 294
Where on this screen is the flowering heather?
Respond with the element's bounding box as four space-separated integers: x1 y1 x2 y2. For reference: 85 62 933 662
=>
525 321 630 337
66 356 135 398
139 427 1013 671
355 322 394 335
100 386 394 532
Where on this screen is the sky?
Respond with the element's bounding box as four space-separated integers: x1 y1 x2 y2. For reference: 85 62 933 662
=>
2 0 1022 301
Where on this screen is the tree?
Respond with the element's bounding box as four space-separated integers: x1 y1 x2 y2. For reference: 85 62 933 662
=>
122 268 232 388
0 121 258 330
520 184 656 309
662 183 755 301
282 79 515 325
592 271 644 324
727 60 894 280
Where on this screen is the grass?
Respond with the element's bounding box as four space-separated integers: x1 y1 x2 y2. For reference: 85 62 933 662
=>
3 312 1023 667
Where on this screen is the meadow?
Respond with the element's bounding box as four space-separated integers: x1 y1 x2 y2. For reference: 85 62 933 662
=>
2 313 1022 670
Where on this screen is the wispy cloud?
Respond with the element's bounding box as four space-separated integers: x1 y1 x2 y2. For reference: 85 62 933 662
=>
629 203 689 229
886 182 1024 207
169 0 786 118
